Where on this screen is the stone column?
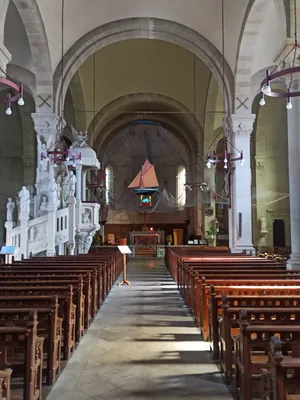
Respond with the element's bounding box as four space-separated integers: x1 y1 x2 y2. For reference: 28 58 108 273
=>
0 43 11 77
82 170 87 201
228 114 256 254
287 85 300 268
204 167 216 245
4 221 13 264
19 213 29 259
76 165 82 201
67 196 76 255
46 204 56 257
75 165 82 228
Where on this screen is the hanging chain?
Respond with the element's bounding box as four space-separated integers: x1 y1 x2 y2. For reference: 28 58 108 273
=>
289 0 298 88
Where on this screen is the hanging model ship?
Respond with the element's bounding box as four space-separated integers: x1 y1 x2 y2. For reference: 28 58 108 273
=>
128 159 159 206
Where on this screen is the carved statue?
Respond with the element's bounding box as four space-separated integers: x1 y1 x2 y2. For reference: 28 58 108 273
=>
48 178 58 207
70 130 88 149
56 174 62 208
62 174 69 207
82 209 91 224
260 216 268 234
83 232 93 254
6 198 15 221
29 226 36 243
19 186 30 215
41 143 49 172
68 170 77 197
40 196 48 211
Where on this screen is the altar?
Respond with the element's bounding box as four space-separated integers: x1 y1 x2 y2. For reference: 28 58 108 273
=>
128 231 165 258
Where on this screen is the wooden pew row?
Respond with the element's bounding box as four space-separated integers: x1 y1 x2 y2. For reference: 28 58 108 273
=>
218 299 300 384
179 267 292 313
0 287 76 361
0 368 12 400
0 250 123 399
0 311 44 400
0 297 62 385
208 287 300 349
0 275 88 332
3 261 106 313
165 247 284 281
11 257 122 308
188 274 300 329
269 336 300 400
176 262 287 294
233 310 300 400
0 280 84 344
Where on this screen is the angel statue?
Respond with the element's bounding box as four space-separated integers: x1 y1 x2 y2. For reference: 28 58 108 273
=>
70 128 88 149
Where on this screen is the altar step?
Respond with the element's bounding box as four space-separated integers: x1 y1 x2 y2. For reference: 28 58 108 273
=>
135 248 157 258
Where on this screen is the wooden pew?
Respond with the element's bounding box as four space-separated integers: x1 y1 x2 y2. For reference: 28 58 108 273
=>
219 299 300 383
8 261 109 310
0 295 62 385
0 289 75 361
234 310 300 400
0 275 88 331
0 311 44 400
0 368 12 400
208 286 300 344
0 268 98 319
268 336 300 400
0 281 84 344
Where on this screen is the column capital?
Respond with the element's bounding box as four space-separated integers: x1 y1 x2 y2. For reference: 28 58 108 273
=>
228 114 256 138
31 113 66 149
0 43 11 77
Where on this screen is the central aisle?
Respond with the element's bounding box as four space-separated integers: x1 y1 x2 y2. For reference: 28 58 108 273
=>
47 259 233 399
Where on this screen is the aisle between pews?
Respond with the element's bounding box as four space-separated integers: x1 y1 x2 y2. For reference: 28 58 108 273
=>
46 259 233 400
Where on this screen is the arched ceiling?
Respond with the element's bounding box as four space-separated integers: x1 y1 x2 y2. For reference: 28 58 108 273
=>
66 39 215 153
37 0 250 73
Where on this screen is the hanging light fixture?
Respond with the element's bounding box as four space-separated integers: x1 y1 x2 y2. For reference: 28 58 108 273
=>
206 0 243 172
259 0 300 110
206 135 244 171
0 77 25 115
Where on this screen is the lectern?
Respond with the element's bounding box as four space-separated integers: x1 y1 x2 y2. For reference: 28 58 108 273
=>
118 245 132 286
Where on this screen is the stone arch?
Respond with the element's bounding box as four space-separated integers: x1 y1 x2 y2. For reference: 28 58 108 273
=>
53 18 234 116
89 93 201 165
235 0 287 112
204 74 223 151
66 71 86 131
9 0 52 96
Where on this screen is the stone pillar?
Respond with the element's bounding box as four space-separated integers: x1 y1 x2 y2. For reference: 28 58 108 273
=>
75 165 82 228
228 114 256 254
82 170 87 201
5 221 13 264
46 204 57 257
19 213 29 259
287 87 300 268
76 165 82 201
67 196 76 255
204 167 216 245
0 43 11 77
58 243 65 255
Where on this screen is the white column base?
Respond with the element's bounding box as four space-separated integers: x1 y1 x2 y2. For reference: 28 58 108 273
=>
230 245 256 255
287 253 300 270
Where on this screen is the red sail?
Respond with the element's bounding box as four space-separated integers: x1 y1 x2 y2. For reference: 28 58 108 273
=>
128 159 159 188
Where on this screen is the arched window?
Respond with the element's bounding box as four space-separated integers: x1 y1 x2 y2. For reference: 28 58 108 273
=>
105 166 114 206
177 165 186 208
